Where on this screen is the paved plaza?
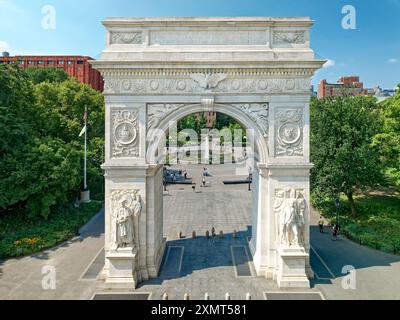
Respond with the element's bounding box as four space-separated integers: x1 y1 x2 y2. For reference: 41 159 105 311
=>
0 164 399 300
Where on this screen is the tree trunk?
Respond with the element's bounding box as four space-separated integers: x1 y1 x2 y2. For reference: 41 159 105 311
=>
347 192 357 217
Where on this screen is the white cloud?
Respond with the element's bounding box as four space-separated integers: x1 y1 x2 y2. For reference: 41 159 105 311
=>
323 59 336 68
389 58 398 64
0 40 10 52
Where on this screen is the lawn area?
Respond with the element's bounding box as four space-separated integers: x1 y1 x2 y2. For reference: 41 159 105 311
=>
320 191 400 255
0 201 103 260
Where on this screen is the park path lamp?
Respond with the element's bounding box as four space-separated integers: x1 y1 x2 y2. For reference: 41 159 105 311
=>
335 197 340 226
79 106 90 203
243 136 247 157
248 167 253 192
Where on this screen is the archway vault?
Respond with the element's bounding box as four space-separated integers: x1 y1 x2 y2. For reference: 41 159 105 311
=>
92 17 325 290
147 103 270 164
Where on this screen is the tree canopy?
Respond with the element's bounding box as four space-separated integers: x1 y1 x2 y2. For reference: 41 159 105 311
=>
25 67 68 84
0 64 104 220
310 95 384 216
372 86 400 187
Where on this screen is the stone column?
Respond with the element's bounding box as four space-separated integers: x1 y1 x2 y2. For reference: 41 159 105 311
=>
101 101 165 287
266 98 312 288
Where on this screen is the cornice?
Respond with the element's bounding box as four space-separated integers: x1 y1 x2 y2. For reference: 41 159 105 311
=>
102 17 314 28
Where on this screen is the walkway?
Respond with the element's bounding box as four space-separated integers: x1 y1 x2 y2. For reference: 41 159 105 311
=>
1 164 399 299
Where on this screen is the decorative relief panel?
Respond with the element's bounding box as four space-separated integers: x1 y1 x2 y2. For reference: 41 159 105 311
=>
275 108 304 157
111 110 139 158
274 188 306 248
233 104 269 139
110 32 142 44
111 190 142 249
147 104 184 130
273 32 305 45
104 76 310 95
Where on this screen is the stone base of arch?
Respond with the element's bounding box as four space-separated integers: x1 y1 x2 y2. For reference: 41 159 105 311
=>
101 163 166 287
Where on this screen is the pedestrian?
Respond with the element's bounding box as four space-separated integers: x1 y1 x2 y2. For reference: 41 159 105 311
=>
192 184 196 192
184 171 188 180
202 177 206 187
318 217 324 233
332 224 339 241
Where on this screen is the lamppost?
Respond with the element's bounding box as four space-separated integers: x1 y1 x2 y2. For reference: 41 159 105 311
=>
334 197 340 227
248 167 253 192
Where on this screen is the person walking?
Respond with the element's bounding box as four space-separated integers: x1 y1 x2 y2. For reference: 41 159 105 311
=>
332 224 339 241
318 217 324 233
202 177 206 188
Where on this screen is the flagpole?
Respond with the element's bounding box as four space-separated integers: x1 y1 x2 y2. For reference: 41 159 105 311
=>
84 105 87 191
81 106 90 203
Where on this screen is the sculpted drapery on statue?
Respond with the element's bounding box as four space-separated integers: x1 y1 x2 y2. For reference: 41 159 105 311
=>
274 189 306 247
111 190 142 249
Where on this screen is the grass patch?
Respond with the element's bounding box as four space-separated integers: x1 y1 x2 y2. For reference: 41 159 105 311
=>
0 201 103 260
314 192 400 255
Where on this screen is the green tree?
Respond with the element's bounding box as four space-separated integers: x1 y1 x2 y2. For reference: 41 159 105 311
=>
33 79 105 143
25 67 68 84
0 64 37 154
0 65 105 219
177 114 197 133
372 86 400 187
310 95 384 216
216 113 234 130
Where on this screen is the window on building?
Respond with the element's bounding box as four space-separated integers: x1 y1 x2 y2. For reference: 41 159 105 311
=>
18 60 24 65
38 60 44 65
28 60 34 65
48 60 55 65
67 60 74 65
77 60 84 65
0 60 3 64
58 60 64 65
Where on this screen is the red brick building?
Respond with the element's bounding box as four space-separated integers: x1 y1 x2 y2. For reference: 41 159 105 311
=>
318 76 368 99
0 53 104 91
195 112 217 128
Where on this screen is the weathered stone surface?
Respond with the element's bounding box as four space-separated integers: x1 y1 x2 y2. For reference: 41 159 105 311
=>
92 17 324 289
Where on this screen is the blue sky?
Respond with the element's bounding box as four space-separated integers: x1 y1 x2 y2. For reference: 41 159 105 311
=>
0 0 399 89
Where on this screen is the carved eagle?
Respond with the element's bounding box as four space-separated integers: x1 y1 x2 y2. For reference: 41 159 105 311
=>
190 73 227 90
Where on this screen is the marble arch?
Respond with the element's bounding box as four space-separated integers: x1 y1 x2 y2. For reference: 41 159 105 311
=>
92 17 325 289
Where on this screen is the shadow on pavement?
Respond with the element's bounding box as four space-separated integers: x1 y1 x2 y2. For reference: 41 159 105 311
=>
139 227 253 286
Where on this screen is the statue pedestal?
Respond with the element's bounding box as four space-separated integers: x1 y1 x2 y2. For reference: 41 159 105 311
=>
106 247 139 288
277 246 310 288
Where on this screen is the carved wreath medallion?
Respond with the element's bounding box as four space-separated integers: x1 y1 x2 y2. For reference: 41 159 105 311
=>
112 110 139 158
275 108 304 157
